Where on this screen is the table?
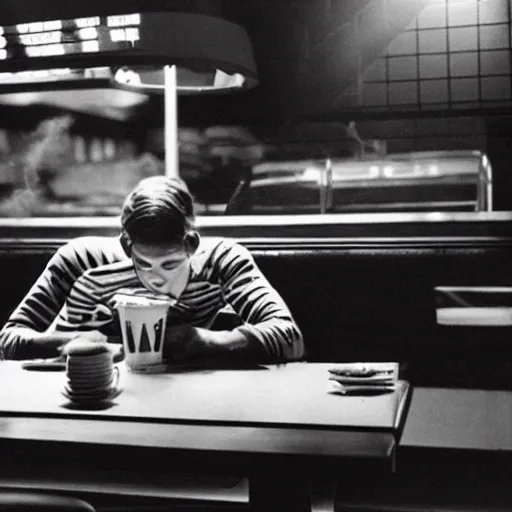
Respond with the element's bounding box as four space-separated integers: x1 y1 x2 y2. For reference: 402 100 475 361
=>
0 362 411 512
401 387 512 451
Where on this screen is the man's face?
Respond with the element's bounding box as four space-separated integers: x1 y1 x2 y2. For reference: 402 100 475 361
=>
131 242 191 297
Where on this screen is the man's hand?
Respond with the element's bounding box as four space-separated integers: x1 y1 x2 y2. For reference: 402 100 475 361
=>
162 324 261 364
56 330 108 356
163 325 220 362
33 330 124 361
30 332 80 359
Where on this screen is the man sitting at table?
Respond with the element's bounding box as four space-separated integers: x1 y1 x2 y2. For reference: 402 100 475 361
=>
0 176 304 363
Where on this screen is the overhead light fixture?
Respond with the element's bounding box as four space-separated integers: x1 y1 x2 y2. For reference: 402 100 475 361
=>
0 11 258 94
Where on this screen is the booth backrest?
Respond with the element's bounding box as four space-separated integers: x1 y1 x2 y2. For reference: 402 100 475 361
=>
252 245 512 389
1 240 511 389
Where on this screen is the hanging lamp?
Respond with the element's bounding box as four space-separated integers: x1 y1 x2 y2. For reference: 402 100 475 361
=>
0 10 258 93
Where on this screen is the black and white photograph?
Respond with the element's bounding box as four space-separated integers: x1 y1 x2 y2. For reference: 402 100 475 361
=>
0 1 511 511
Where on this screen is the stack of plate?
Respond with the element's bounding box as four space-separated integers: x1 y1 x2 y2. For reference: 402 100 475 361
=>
62 339 120 405
328 363 398 395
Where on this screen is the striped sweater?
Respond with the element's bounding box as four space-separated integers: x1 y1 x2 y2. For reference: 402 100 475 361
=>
0 236 304 361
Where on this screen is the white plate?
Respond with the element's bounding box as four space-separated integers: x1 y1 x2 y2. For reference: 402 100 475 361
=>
329 382 396 395
329 375 395 385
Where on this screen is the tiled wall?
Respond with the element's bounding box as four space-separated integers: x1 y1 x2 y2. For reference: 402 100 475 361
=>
362 0 512 109
358 116 487 153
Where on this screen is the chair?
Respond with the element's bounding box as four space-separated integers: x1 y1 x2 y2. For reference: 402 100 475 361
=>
0 491 95 511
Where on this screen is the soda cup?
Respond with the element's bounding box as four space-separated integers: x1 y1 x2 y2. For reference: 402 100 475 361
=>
113 293 171 373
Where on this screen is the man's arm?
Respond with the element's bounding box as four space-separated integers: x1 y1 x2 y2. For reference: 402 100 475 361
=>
169 240 304 363
0 237 126 360
8 329 110 359
217 241 304 361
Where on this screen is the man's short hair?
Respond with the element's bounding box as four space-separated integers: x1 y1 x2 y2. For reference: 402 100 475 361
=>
121 176 195 246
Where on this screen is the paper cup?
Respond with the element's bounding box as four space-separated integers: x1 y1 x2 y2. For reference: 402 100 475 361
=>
113 294 171 373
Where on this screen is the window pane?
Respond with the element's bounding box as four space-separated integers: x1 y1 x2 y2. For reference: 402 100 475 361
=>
0 0 507 218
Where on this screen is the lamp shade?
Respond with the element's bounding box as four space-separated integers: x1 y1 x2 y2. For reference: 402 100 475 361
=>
0 11 258 94
112 12 258 93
